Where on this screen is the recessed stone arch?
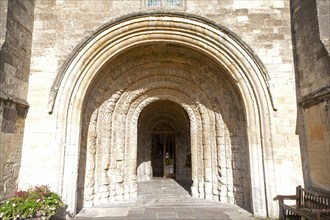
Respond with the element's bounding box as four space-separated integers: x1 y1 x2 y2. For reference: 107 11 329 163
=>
136 100 191 182
50 13 275 218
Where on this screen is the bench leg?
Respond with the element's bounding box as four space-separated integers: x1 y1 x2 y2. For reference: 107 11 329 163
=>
278 200 286 220
316 212 320 220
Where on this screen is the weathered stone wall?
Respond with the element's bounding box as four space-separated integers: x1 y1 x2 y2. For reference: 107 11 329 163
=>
317 0 330 55
0 0 34 200
18 0 304 218
291 0 330 191
0 0 8 47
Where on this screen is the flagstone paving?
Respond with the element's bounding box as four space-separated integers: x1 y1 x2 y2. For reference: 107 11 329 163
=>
74 178 260 219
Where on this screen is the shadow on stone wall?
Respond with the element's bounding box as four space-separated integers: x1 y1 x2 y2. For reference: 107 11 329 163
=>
291 0 330 191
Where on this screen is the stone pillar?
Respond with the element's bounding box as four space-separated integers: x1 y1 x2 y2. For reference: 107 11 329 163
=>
190 121 199 198
84 110 98 207
292 0 330 191
317 0 330 55
0 0 8 47
0 0 34 201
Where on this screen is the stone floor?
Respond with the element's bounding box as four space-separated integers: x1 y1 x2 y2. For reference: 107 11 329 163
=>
74 178 260 219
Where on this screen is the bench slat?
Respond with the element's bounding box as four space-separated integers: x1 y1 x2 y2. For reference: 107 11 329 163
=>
284 205 330 220
274 186 330 220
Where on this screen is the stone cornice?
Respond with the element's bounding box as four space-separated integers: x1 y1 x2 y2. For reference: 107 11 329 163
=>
299 87 330 108
0 91 29 108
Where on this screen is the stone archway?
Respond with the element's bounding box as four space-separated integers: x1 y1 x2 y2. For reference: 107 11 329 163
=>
137 100 191 182
49 13 275 217
76 43 251 212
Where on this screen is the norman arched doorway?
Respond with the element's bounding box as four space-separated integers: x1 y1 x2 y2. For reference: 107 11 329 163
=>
76 42 251 213
137 100 191 182
49 13 276 217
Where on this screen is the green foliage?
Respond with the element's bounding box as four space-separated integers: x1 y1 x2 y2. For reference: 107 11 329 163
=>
0 185 64 220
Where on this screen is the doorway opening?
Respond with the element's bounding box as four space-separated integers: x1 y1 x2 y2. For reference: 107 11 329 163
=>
136 100 191 184
151 133 176 178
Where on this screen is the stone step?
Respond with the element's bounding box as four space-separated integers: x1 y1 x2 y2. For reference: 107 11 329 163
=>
74 178 259 219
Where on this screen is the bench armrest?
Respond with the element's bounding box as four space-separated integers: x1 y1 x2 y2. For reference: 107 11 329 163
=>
274 195 300 220
273 195 299 201
311 209 330 214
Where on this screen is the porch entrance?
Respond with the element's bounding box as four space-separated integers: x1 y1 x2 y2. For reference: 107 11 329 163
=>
55 12 278 218
151 133 176 178
136 100 191 183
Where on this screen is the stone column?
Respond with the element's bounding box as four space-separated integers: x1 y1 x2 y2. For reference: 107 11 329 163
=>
199 104 213 199
84 110 98 207
216 113 227 203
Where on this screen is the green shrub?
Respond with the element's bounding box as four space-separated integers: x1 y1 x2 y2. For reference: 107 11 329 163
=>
0 185 64 220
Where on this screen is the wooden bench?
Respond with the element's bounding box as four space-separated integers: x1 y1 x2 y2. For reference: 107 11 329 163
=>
274 185 330 220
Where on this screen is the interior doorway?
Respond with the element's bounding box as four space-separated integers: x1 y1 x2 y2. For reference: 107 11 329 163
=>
151 133 176 178
136 100 191 183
